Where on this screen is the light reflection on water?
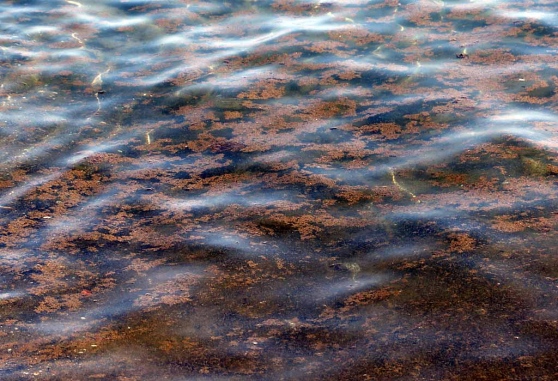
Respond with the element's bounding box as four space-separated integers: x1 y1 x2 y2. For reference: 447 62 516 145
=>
1 0 558 379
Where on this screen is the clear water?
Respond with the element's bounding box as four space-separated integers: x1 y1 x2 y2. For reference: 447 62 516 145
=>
1 0 558 379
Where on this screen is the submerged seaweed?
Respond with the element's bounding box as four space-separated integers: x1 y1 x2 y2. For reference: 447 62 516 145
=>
1 0 558 379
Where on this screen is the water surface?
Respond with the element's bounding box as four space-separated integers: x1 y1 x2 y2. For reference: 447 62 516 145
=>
1 0 558 379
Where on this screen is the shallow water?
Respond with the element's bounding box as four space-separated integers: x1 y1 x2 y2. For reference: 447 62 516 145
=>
1 0 558 379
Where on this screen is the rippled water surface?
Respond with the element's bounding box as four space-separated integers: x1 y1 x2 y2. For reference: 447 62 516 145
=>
1 0 558 379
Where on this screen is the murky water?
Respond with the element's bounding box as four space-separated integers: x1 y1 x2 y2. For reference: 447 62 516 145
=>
1 0 558 379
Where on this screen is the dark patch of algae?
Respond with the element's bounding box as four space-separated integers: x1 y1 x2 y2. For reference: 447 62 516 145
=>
1 0 558 380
